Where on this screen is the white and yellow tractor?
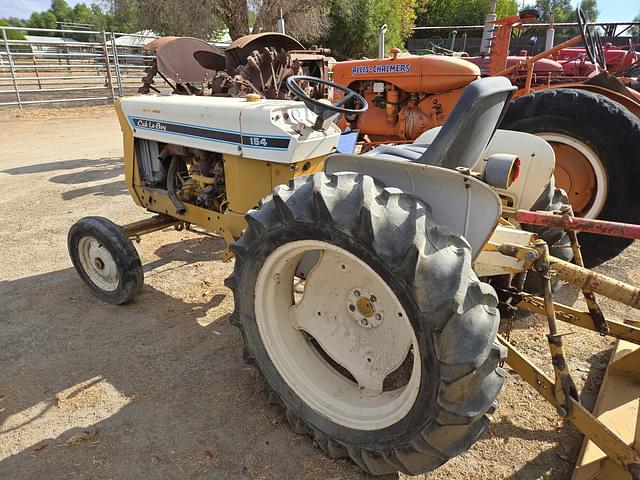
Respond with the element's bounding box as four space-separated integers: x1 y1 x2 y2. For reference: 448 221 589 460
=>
68 76 640 478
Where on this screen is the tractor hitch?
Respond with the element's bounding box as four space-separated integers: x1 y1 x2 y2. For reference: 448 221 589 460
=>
495 212 640 479
514 209 640 240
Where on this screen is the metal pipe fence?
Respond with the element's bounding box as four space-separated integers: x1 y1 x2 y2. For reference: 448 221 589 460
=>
0 26 162 108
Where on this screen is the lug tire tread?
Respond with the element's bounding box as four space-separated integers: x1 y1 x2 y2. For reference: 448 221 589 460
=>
225 172 505 476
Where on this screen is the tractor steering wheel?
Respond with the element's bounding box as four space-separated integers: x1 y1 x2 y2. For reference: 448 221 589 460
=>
286 75 368 129
577 6 606 70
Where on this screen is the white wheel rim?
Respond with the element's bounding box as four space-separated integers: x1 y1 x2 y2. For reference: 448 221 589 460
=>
540 132 608 219
254 240 421 430
77 236 119 292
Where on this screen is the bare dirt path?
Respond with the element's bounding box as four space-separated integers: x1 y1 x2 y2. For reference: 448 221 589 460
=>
0 106 637 480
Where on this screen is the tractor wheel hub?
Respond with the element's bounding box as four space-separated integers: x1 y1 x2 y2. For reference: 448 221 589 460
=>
348 288 384 328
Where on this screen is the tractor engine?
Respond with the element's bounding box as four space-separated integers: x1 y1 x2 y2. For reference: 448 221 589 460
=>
135 140 227 214
331 51 481 141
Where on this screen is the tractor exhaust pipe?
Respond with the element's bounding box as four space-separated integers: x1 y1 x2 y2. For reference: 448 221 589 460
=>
277 9 286 34
545 14 555 50
378 24 387 59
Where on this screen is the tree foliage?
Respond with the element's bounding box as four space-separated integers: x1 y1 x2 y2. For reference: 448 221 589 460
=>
133 0 332 42
533 0 598 23
531 0 598 38
416 0 518 27
0 0 137 36
0 19 26 39
3 0 419 51
321 0 419 59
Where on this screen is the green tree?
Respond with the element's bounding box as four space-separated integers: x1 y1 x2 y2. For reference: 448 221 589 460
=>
106 1 138 33
416 0 518 27
534 0 597 22
50 0 73 22
19 0 136 37
134 0 333 41
72 3 96 27
322 0 420 59
0 19 26 39
27 11 58 30
532 1 598 38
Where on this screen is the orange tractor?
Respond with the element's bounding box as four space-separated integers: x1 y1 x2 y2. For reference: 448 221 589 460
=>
331 8 640 267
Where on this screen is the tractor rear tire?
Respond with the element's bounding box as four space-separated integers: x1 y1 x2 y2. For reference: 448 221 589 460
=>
225 172 506 476
68 216 143 304
501 88 640 267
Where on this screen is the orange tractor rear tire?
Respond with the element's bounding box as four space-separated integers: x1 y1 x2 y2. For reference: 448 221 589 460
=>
501 88 640 267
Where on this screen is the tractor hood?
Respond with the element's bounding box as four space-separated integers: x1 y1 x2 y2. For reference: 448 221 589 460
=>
116 95 341 164
332 54 480 93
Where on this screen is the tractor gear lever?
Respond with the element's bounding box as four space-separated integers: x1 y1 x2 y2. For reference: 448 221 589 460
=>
286 75 368 130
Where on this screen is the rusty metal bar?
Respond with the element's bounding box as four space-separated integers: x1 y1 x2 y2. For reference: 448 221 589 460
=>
496 35 583 78
31 52 42 90
516 296 640 345
538 241 577 416
515 210 640 240
550 257 640 309
121 215 180 238
564 214 610 335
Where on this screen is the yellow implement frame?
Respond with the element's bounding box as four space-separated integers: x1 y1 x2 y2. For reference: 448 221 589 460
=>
498 240 640 479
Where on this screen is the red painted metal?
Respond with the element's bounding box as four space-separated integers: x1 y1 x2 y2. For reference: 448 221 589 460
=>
515 210 640 240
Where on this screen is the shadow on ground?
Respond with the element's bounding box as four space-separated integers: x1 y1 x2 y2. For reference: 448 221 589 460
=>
2 158 122 177
2 157 128 202
2 203 607 480
0 237 367 480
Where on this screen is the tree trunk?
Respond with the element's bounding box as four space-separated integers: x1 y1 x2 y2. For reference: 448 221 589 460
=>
218 0 250 39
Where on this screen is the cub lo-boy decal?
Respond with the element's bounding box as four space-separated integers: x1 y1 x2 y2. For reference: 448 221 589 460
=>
129 116 290 150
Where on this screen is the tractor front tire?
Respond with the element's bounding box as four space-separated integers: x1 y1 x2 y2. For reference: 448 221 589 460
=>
68 216 143 304
501 88 640 267
225 172 506 476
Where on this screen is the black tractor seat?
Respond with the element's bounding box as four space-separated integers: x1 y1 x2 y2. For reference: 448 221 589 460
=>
364 144 429 162
363 77 516 170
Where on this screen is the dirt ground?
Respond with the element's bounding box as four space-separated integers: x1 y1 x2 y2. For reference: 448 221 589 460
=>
0 106 638 480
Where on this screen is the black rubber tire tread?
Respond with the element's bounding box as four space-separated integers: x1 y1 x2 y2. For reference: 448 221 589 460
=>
225 172 506 476
501 88 640 267
68 216 143 304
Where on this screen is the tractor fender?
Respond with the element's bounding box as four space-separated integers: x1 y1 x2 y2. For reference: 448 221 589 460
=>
324 153 501 259
545 82 640 119
415 128 555 211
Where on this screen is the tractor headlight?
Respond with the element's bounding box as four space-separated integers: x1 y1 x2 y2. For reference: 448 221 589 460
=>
483 154 520 190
